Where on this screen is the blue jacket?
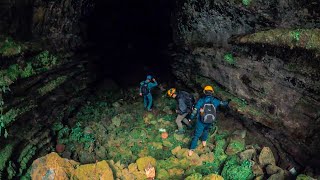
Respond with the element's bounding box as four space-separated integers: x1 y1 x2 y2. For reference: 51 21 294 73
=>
139 80 158 94
193 95 228 118
176 91 194 115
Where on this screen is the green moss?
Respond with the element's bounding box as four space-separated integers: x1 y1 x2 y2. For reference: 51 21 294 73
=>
185 173 203 180
242 0 251 6
239 28 320 54
38 76 67 95
296 174 316 180
226 138 245 155
221 156 254 180
223 53 236 65
17 145 36 176
290 30 301 42
7 161 16 179
0 37 22 57
0 144 14 171
212 139 228 173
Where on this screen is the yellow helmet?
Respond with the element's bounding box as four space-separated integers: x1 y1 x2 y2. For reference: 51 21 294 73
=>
204 85 214 92
167 88 176 97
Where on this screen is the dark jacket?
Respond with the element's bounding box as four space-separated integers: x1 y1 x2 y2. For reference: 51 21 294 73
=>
175 91 195 115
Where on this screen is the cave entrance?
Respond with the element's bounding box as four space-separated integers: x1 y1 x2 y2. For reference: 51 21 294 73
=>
86 0 175 87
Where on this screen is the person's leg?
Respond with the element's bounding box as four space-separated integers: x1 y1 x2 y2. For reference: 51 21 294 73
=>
147 94 153 111
201 123 213 147
190 120 205 150
143 95 148 109
175 113 188 131
182 117 192 129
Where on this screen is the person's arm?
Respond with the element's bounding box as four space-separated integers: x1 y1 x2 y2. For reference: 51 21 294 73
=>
190 98 203 119
213 98 229 108
148 78 158 89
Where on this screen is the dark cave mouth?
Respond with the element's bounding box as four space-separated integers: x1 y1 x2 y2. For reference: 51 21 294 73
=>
83 0 176 87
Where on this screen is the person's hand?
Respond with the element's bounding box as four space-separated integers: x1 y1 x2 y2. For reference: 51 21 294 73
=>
139 93 142 96
152 78 156 82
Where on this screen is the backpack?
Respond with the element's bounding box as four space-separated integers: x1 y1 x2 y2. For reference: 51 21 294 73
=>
200 96 216 124
180 91 195 110
141 82 150 95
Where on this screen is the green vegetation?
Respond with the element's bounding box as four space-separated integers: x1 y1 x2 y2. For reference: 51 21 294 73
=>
0 46 59 138
237 28 320 54
54 122 95 150
0 37 22 57
223 53 236 65
221 156 254 180
290 30 301 42
17 144 37 176
242 0 251 7
38 76 67 95
0 144 14 172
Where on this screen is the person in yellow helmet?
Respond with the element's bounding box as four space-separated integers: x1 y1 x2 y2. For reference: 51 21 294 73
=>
167 88 195 134
188 85 230 156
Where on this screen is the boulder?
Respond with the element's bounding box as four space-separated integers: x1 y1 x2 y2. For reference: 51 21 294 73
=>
239 148 256 161
252 163 264 176
185 173 203 180
259 147 276 167
31 152 79 180
74 160 114 179
203 174 224 180
266 164 283 175
156 169 169 180
136 156 156 171
225 136 245 155
267 172 284 180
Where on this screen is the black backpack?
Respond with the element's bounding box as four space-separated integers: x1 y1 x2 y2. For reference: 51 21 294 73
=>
200 96 216 124
180 91 195 110
141 82 150 95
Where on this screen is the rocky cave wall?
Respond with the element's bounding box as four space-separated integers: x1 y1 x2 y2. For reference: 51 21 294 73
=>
172 0 320 169
0 0 96 178
0 0 94 50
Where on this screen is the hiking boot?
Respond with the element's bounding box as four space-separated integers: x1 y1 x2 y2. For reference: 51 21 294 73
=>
186 124 193 130
148 109 152 112
175 129 185 134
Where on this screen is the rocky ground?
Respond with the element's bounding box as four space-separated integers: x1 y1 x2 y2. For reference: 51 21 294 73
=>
29 85 318 180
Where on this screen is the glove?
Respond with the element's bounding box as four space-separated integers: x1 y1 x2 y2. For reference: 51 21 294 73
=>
190 108 197 119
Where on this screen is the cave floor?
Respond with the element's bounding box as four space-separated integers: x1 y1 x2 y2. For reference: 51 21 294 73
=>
48 84 294 179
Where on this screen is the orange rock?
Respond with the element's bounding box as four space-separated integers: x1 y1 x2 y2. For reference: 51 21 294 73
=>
31 152 79 180
161 132 168 139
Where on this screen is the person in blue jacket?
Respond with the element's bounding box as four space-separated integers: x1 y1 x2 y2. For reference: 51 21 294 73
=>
139 75 158 111
188 85 230 156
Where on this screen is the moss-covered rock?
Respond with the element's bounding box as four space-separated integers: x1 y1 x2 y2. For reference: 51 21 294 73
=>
258 147 276 167
221 156 254 180
185 173 203 180
136 156 156 171
203 174 224 180
74 160 114 179
234 28 320 54
296 174 317 180
156 169 170 179
226 136 245 155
